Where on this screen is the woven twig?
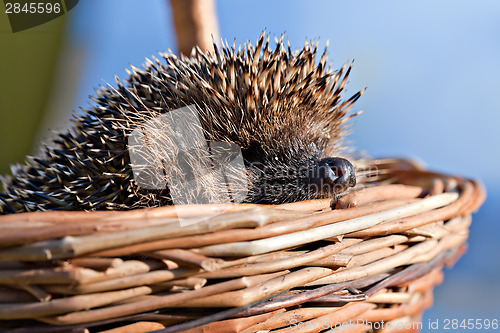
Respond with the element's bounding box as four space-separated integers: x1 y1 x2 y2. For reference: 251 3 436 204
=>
0 161 486 332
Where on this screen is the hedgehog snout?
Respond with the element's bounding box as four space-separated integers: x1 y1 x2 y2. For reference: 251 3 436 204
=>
309 157 356 195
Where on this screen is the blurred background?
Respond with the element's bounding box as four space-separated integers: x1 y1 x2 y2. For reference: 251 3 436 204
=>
0 0 498 330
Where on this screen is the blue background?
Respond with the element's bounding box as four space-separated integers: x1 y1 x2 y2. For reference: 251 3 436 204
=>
11 0 500 330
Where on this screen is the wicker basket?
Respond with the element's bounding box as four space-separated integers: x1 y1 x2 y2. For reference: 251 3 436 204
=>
0 159 485 333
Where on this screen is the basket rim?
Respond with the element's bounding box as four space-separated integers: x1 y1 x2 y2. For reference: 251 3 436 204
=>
0 162 487 331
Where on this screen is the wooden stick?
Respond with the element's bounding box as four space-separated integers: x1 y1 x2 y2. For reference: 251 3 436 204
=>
340 234 410 255
68 257 124 271
367 290 411 304
323 323 370 333
178 267 337 308
224 272 390 327
169 0 219 55
278 198 331 211
0 207 295 261
0 220 55 230
196 193 458 256
306 240 439 286
411 233 468 264
363 249 456 297
405 270 444 293
16 284 52 302
317 234 461 290
100 321 165 333
0 286 152 319
467 180 486 213
336 185 424 209
144 249 224 271
402 221 447 238
0 286 36 303
272 303 376 333
44 267 200 294
229 282 353 318
157 277 207 290
133 313 202 326
0 313 185 333
38 271 287 325
430 178 445 195
240 306 348 333
193 239 360 280
217 249 309 268
345 245 408 268
0 209 118 224
306 253 353 268
177 310 283 333
0 216 179 248
443 215 472 233
347 182 473 237
357 290 433 323
0 202 261 224
305 293 367 304
93 200 413 257
0 260 166 285
0 266 100 285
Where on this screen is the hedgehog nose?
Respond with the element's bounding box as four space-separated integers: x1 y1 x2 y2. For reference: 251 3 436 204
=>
315 157 356 193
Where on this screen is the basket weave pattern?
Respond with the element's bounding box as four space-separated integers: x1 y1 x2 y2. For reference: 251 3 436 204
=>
0 161 485 332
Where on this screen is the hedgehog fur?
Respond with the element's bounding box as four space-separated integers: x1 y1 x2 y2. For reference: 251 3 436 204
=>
0 32 367 214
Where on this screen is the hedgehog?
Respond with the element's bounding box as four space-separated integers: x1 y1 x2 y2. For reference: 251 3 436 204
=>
0 32 368 215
